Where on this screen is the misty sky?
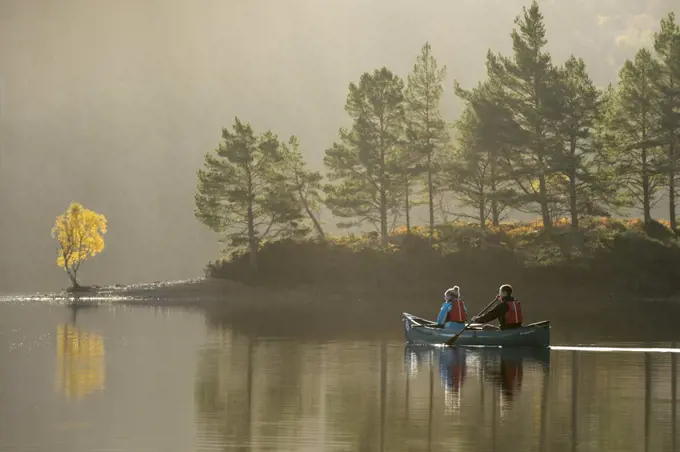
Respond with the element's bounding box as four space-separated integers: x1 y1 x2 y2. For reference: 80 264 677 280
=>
0 0 678 293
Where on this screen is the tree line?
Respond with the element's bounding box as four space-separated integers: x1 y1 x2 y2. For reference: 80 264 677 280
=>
195 1 680 268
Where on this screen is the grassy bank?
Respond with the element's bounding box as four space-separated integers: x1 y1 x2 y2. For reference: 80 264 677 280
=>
206 217 680 299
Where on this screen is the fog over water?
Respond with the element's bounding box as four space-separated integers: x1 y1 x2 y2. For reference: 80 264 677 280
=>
0 0 678 293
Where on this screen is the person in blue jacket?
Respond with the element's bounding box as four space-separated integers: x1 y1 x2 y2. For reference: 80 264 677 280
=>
436 286 468 331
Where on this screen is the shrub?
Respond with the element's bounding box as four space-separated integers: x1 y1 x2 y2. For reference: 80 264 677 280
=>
204 218 680 297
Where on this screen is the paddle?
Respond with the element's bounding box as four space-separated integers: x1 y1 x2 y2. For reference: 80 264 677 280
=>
444 297 499 347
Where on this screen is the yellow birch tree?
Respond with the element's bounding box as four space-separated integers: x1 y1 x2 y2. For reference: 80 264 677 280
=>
51 202 107 288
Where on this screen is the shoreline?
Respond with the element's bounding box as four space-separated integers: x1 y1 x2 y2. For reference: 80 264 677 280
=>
4 277 327 310
5 276 680 313
8 275 680 304
5 277 680 343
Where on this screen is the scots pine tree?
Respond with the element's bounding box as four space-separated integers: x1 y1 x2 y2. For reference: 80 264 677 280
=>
486 1 563 227
654 13 680 230
324 68 406 247
451 80 515 227
552 56 608 226
195 118 305 270
604 50 664 225
404 42 448 241
280 135 326 239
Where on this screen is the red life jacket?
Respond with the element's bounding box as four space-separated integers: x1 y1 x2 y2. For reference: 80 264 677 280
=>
449 363 466 392
447 299 467 323
504 300 523 325
501 361 523 393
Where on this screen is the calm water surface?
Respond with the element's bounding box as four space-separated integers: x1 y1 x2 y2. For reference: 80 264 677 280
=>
0 299 678 451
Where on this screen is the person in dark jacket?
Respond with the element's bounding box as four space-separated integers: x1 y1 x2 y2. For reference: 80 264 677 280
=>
472 284 523 330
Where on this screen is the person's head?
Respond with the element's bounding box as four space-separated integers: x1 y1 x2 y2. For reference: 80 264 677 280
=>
499 284 513 299
445 286 461 301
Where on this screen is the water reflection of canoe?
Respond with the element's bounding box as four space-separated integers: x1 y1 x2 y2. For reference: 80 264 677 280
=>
471 345 550 367
404 344 550 371
403 344 550 403
403 312 550 348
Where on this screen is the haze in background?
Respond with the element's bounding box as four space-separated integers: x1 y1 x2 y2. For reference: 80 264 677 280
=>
0 0 677 293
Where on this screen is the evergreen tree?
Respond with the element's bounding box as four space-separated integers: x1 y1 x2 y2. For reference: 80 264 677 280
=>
654 13 680 230
324 68 406 247
604 49 664 224
448 104 498 226
280 135 326 239
195 118 305 270
591 84 630 216
486 1 563 227
451 80 515 227
404 42 448 242
552 56 608 226
393 143 422 234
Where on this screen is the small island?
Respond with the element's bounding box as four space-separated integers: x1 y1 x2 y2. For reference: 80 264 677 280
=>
52 3 680 319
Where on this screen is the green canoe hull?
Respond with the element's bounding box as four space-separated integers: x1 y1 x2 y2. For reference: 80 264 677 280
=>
403 312 551 348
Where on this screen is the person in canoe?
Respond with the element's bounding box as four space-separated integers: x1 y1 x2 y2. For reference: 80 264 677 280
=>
438 347 466 412
436 286 467 331
472 284 523 330
487 354 524 404
439 348 466 392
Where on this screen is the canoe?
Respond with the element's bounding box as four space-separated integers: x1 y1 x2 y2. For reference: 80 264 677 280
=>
403 312 550 348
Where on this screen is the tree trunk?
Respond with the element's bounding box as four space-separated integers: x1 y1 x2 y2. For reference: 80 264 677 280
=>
405 178 411 234
68 270 79 289
642 148 652 225
538 173 552 228
246 176 258 271
299 190 325 239
479 201 486 228
247 223 257 271
309 211 326 239
479 184 486 228
670 139 677 231
535 88 550 229
569 139 578 228
668 81 677 231
490 155 499 227
379 123 388 248
380 188 388 248
427 153 435 244
569 173 578 228
641 112 652 225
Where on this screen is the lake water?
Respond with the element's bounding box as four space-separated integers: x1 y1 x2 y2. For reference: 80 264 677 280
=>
0 299 678 452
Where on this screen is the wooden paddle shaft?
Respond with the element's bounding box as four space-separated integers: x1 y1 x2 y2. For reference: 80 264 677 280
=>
445 297 499 346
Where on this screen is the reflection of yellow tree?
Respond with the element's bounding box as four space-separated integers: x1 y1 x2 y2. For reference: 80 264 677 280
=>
55 324 105 399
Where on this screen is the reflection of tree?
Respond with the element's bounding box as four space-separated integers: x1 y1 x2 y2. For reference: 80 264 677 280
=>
195 332 392 451
55 323 105 399
403 345 549 450
193 336 680 451
194 331 253 448
672 352 677 452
